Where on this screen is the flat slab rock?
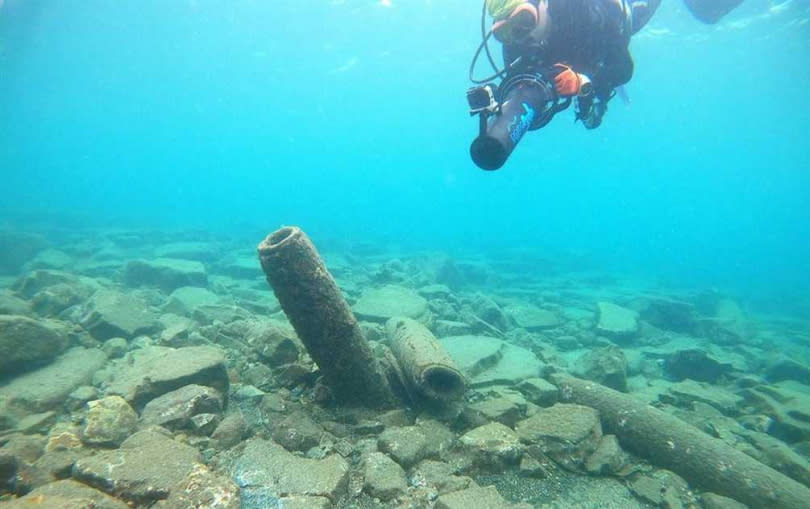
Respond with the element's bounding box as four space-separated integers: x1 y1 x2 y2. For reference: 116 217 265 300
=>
73 429 238 506
81 289 159 340
3 479 129 509
663 379 742 415
596 301 639 338
0 347 107 413
231 438 349 500
436 484 531 509
504 303 562 330
352 285 427 322
123 257 208 292
164 286 223 315
440 336 543 388
102 345 228 409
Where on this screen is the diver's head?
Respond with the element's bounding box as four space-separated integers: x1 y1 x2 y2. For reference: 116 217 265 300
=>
487 0 549 45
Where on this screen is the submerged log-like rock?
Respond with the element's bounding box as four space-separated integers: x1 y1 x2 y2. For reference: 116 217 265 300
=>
258 226 395 407
550 373 810 509
385 317 466 403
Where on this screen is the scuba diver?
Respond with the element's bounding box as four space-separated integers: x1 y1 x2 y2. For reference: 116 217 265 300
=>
467 0 745 170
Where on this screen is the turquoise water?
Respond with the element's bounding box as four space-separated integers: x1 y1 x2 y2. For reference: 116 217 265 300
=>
2 0 808 311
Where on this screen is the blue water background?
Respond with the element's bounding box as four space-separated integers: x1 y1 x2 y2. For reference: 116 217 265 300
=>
1 0 808 312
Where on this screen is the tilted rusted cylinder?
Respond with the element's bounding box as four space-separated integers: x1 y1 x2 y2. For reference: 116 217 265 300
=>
386 317 466 403
258 226 396 407
550 373 810 509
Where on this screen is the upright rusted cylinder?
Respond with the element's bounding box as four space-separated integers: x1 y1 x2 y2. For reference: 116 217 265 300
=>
258 227 395 407
550 373 810 509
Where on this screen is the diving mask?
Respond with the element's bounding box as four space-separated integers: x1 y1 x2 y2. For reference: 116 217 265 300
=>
492 2 539 44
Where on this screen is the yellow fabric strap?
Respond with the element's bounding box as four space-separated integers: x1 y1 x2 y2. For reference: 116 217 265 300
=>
486 0 525 20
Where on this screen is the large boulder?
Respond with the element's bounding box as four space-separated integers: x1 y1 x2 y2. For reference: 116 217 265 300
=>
353 285 427 323
0 315 70 373
123 258 207 293
101 345 228 410
80 290 159 340
0 347 107 415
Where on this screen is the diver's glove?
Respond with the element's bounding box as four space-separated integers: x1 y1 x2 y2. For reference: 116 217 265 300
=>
553 63 593 97
576 95 607 130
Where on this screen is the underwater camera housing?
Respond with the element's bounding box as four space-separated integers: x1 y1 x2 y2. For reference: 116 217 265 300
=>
469 73 570 171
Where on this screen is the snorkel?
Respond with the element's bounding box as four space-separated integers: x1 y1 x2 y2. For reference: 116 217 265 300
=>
467 0 571 170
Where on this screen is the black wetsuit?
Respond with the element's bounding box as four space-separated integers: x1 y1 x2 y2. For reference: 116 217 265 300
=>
503 0 633 102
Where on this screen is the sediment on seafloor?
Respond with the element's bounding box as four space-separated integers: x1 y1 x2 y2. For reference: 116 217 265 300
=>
258 226 396 408
385 317 466 403
550 373 810 509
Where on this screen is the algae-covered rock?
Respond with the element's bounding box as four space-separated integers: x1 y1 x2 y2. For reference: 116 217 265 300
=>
353 285 428 323
515 403 602 471
436 484 529 509
123 258 207 292
82 396 138 447
662 379 742 416
517 377 559 407
0 314 69 373
595 301 639 339
0 290 31 315
627 469 696 508
504 303 562 330
458 422 522 471
73 429 236 505
102 345 228 409
378 421 454 469
81 289 159 340
440 336 544 388
3 479 129 509
231 438 349 500
409 460 472 495
664 348 734 383
362 451 408 501
573 345 628 392
0 347 107 413
140 384 224 432
585 434 627 475
0 231 48 275
164 286 222 316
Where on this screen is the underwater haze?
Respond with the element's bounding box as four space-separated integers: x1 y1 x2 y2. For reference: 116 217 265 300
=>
3 2 810 508
2 0 810 309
